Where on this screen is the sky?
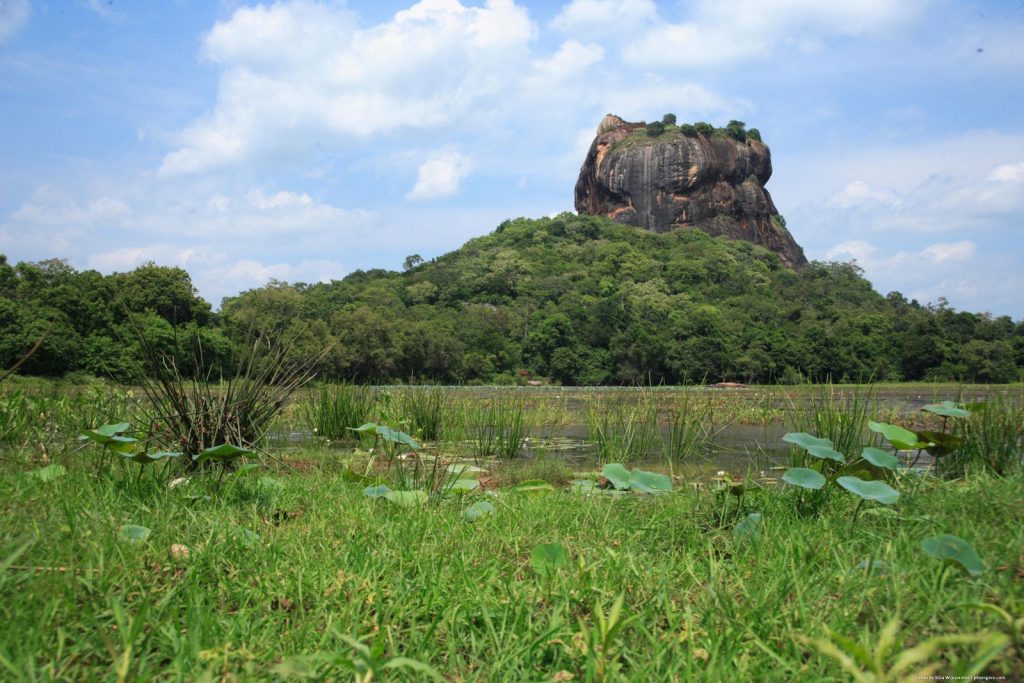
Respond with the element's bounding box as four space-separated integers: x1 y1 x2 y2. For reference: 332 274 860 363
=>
0 0 1022 317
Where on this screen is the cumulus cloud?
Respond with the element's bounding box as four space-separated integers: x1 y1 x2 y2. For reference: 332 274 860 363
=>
161 0 537 175
0 0 29 44
819 237 1003 307
406 151 472 200
828 180 902 209
551 0 657 32
623 0 926 67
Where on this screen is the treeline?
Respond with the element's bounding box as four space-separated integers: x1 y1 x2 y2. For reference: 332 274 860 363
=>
2 214 1022 384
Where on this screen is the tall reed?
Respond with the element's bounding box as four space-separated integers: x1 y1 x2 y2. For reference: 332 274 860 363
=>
661 394 713 462
587 396 659 464
301 383 377 440
950 388 1022 476
399 386 450 442
466 395 531 461
786 380 874 464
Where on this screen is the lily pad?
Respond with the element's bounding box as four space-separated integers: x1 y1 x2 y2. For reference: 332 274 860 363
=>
868 421 926 450
602 463 632 490
806 444 846 462
922 401 970 419
734 512 762 540
782 467 826 490
629 469 672 493
836 476 900 505
922 534 983 577
118 524 151 543
123 451 182 465
363 484 392 499
782 432 834 450
446 464 486 479
463 501 495 522
193 443 253 464
32 464 67 482
860 447 898 470
509 479 555 494
569 479 598 494
384 490 428 507
530 542 569 575
446 478 481 494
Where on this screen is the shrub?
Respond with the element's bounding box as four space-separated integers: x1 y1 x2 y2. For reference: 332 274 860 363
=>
725 120 747 142
694 122 714 136
661 113 677 126
645 121 665 137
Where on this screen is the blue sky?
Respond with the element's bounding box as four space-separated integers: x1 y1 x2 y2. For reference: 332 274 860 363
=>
1 0 1022 316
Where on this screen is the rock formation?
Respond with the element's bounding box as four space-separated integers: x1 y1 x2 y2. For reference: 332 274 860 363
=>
574 115 807 268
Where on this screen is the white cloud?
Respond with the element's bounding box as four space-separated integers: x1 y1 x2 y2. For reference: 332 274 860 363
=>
921 240 976 264
10 188 130 227
551 0 657 32
80 0 117 19
987 161 1024 183
0 0 29 44
406 151 471 200
531 39 604 80
828 180 902 209
161 0 537 175
624 0 926 67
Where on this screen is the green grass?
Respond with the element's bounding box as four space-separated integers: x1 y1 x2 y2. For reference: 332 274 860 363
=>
1 451 1021 681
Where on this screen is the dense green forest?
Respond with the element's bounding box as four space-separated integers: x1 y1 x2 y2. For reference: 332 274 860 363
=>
2 214 1022 384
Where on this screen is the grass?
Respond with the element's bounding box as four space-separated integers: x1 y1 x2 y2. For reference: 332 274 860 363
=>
1 447 1022 681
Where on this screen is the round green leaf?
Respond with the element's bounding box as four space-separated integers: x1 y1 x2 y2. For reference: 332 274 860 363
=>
384 490 428 507
446 479 481 494
860 447 898 470
463 501 495 522
446 464 486 479
629 469 673 493
530 542 569 574
782 432 834 450
601 463 631 490
510 479 555 494
868 421 924 450
32 464 67 482
782 467 826 490
194 443 254 463
921 534 984 577
921 401 970 419
363 484 392 499
118 524 151 543
806 444 846 462
734 512 762 540
836 476 900 505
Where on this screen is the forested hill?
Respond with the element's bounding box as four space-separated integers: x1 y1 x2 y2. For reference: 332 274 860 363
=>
2 214 1022 384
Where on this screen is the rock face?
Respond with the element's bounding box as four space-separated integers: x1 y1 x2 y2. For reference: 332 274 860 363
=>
574 115 807 268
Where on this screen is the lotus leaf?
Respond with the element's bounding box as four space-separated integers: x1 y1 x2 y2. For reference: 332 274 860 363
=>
868 421 926 450
510 479 555 493
463 501 495 522
601 463 632 490
806 444 846 462
32 464 67 482
384 490 428 507
530 542 569 574
782 432 834 450
628 469 672 493
860 447 898 470
836 476 900 505
921 401 970 419
118 524 151 543
734 512 762 540
363 484 392 499
921 534 983 577
446 479 481 494
782 467 826 490
193 443 253 464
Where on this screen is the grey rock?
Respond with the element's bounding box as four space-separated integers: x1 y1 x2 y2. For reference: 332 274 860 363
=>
574 115 807 268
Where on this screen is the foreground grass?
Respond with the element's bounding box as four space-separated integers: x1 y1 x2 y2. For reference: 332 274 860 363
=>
1 456 1022 681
